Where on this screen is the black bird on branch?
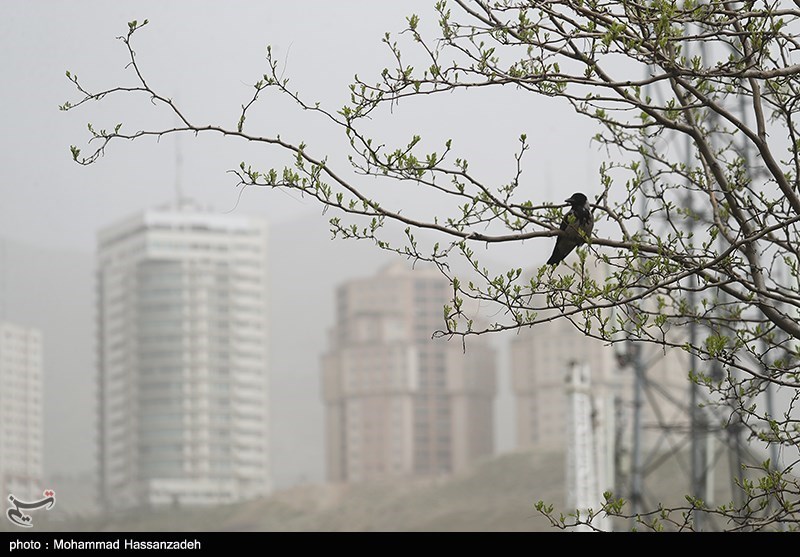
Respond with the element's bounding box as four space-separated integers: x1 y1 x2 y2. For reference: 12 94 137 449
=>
547 192 594 265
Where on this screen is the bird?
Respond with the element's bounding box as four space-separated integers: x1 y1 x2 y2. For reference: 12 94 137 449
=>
547 192 594 265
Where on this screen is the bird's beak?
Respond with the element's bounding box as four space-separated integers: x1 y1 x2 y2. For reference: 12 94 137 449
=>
564 197 573 203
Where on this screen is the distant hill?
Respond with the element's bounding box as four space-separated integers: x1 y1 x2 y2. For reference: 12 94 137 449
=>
22 450 565 532
25 446 756 532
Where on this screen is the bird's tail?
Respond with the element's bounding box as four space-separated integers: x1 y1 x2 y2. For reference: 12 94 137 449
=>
546 248 562 265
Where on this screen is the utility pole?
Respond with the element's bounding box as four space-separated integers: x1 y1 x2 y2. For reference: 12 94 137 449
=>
630 343 645 516
566 361 611 531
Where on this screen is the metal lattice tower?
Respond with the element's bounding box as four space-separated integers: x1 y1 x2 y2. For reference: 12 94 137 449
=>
609 27 764 530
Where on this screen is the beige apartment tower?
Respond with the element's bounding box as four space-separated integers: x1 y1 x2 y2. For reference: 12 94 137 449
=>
511 261 689 452
322 263 496 483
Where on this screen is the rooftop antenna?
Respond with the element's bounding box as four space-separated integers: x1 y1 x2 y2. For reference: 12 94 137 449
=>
173 97 189 209
174 124 185 206
0 237 6 321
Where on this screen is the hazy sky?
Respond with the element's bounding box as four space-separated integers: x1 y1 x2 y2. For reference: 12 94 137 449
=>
0 1 605 491
1 1 602 253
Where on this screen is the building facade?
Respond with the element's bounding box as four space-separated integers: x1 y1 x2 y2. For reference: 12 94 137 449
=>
511 261 689 454
96 201 270 509
511 311 622 451
0 321 43 499
322 263 496 483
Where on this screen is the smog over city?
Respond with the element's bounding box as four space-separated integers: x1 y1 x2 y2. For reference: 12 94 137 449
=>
1 0 798 539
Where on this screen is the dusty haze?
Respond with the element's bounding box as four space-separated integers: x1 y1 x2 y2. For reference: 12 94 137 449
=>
0 2 603 502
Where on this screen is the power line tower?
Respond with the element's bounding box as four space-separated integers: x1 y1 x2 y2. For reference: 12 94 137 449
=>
603 24 772 529
611 162 753 530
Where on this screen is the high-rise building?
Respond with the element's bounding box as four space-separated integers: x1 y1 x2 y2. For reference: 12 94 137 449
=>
96 201 270 509
322 262 496 483
512 310 622 451
0 321 43 499
511 261 688 452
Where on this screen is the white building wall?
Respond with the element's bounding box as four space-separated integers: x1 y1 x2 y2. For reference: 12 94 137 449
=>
97 201 270 509
0 322 43 500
